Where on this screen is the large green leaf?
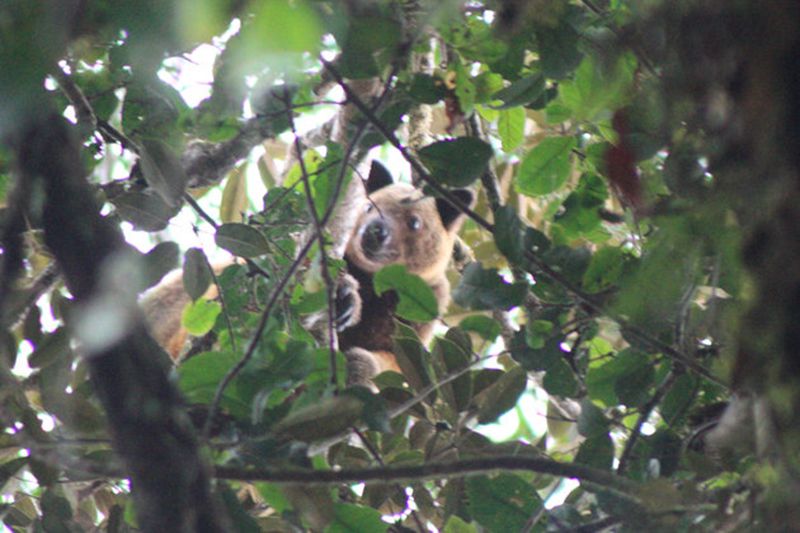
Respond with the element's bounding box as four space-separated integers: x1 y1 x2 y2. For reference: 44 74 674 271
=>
497 107 525 153
182 298 221 336
215 223 270 257
475 365 527 424
274 395 363 442
326 503 387 533
515 136 576 196
452 262 527 310
139 139 187 207
466 474 542 532
337 15 401 79
543 358 579 397
182 247 213 301
491 73 545 109
111 190 180 232
178 351 250 418
418 137 493 187
558 53 636 123
373 265 438 322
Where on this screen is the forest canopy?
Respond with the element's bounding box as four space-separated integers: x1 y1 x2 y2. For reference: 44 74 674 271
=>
2 1 800 531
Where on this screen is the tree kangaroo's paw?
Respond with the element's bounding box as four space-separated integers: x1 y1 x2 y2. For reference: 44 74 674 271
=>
334 273 361 332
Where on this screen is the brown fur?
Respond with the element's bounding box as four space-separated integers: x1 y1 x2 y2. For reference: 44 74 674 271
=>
336 161 472 385
141 162 472 386
140 265 225 360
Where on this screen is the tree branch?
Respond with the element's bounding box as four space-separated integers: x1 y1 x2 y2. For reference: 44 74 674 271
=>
284 92 340 389
214 454 639 498
617 370 679 475
11 113 230 533
322 58 724 389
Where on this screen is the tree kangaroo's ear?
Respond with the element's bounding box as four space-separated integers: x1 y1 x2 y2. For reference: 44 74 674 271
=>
436 189 474 230
365 160 394 193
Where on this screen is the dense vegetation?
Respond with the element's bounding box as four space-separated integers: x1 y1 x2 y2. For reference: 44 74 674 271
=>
2 1 800 531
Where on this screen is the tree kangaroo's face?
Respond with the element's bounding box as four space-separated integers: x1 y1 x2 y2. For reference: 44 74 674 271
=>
345 183 455 283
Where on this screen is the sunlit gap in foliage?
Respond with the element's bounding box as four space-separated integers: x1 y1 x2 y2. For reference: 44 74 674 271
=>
158 19 240 108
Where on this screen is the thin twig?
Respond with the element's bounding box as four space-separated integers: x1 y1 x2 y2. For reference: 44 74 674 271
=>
320 57 491 231
284 90 340 390
321 58 725 389
353 428 426 531
183 193 219 229
308 354 492 455
202 236 316 439
616 370 679 475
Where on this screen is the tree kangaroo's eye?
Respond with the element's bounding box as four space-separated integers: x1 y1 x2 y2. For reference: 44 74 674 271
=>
407 215 421 231
365 203 374 213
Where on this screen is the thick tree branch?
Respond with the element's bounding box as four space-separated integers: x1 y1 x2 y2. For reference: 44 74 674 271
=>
11 113 230 533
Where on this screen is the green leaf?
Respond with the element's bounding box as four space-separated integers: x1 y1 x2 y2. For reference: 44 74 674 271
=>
215 223 270 257
582 247 627 293
491 73 545 109
443 515 477 533
614 355 655 408
345 387 390 433
536 18 583 79
466 474 542 532
220 165 248 223
453 262 526 310
28 328 71 369
233 1 322 76
542 358 579 397
434 333 473 413
558 53 636 122
337 15 401 78
182 248 213 301
660 374 698 426
497 107 525 153
373 265 438 322
476 366 527 424
111 190 180 232
139 139 188 207
291 287 328 315
493 206 526 264
474 71 505 104
541 245 591 285
311 142 351 220
326 503 387 533
577 398 609 438
182 298 221 336
453 61 476 114
359 97 413 150
575 433 614 470
418 137 493 188
0 457 28 492
409 74 447 104
515 136 576 196
510 333 565 372
554 173 609 240
142 241 180 289
393 324 433 394
459 315 502 342
274 395 363 442
178 351 250 418
525 319 553 350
